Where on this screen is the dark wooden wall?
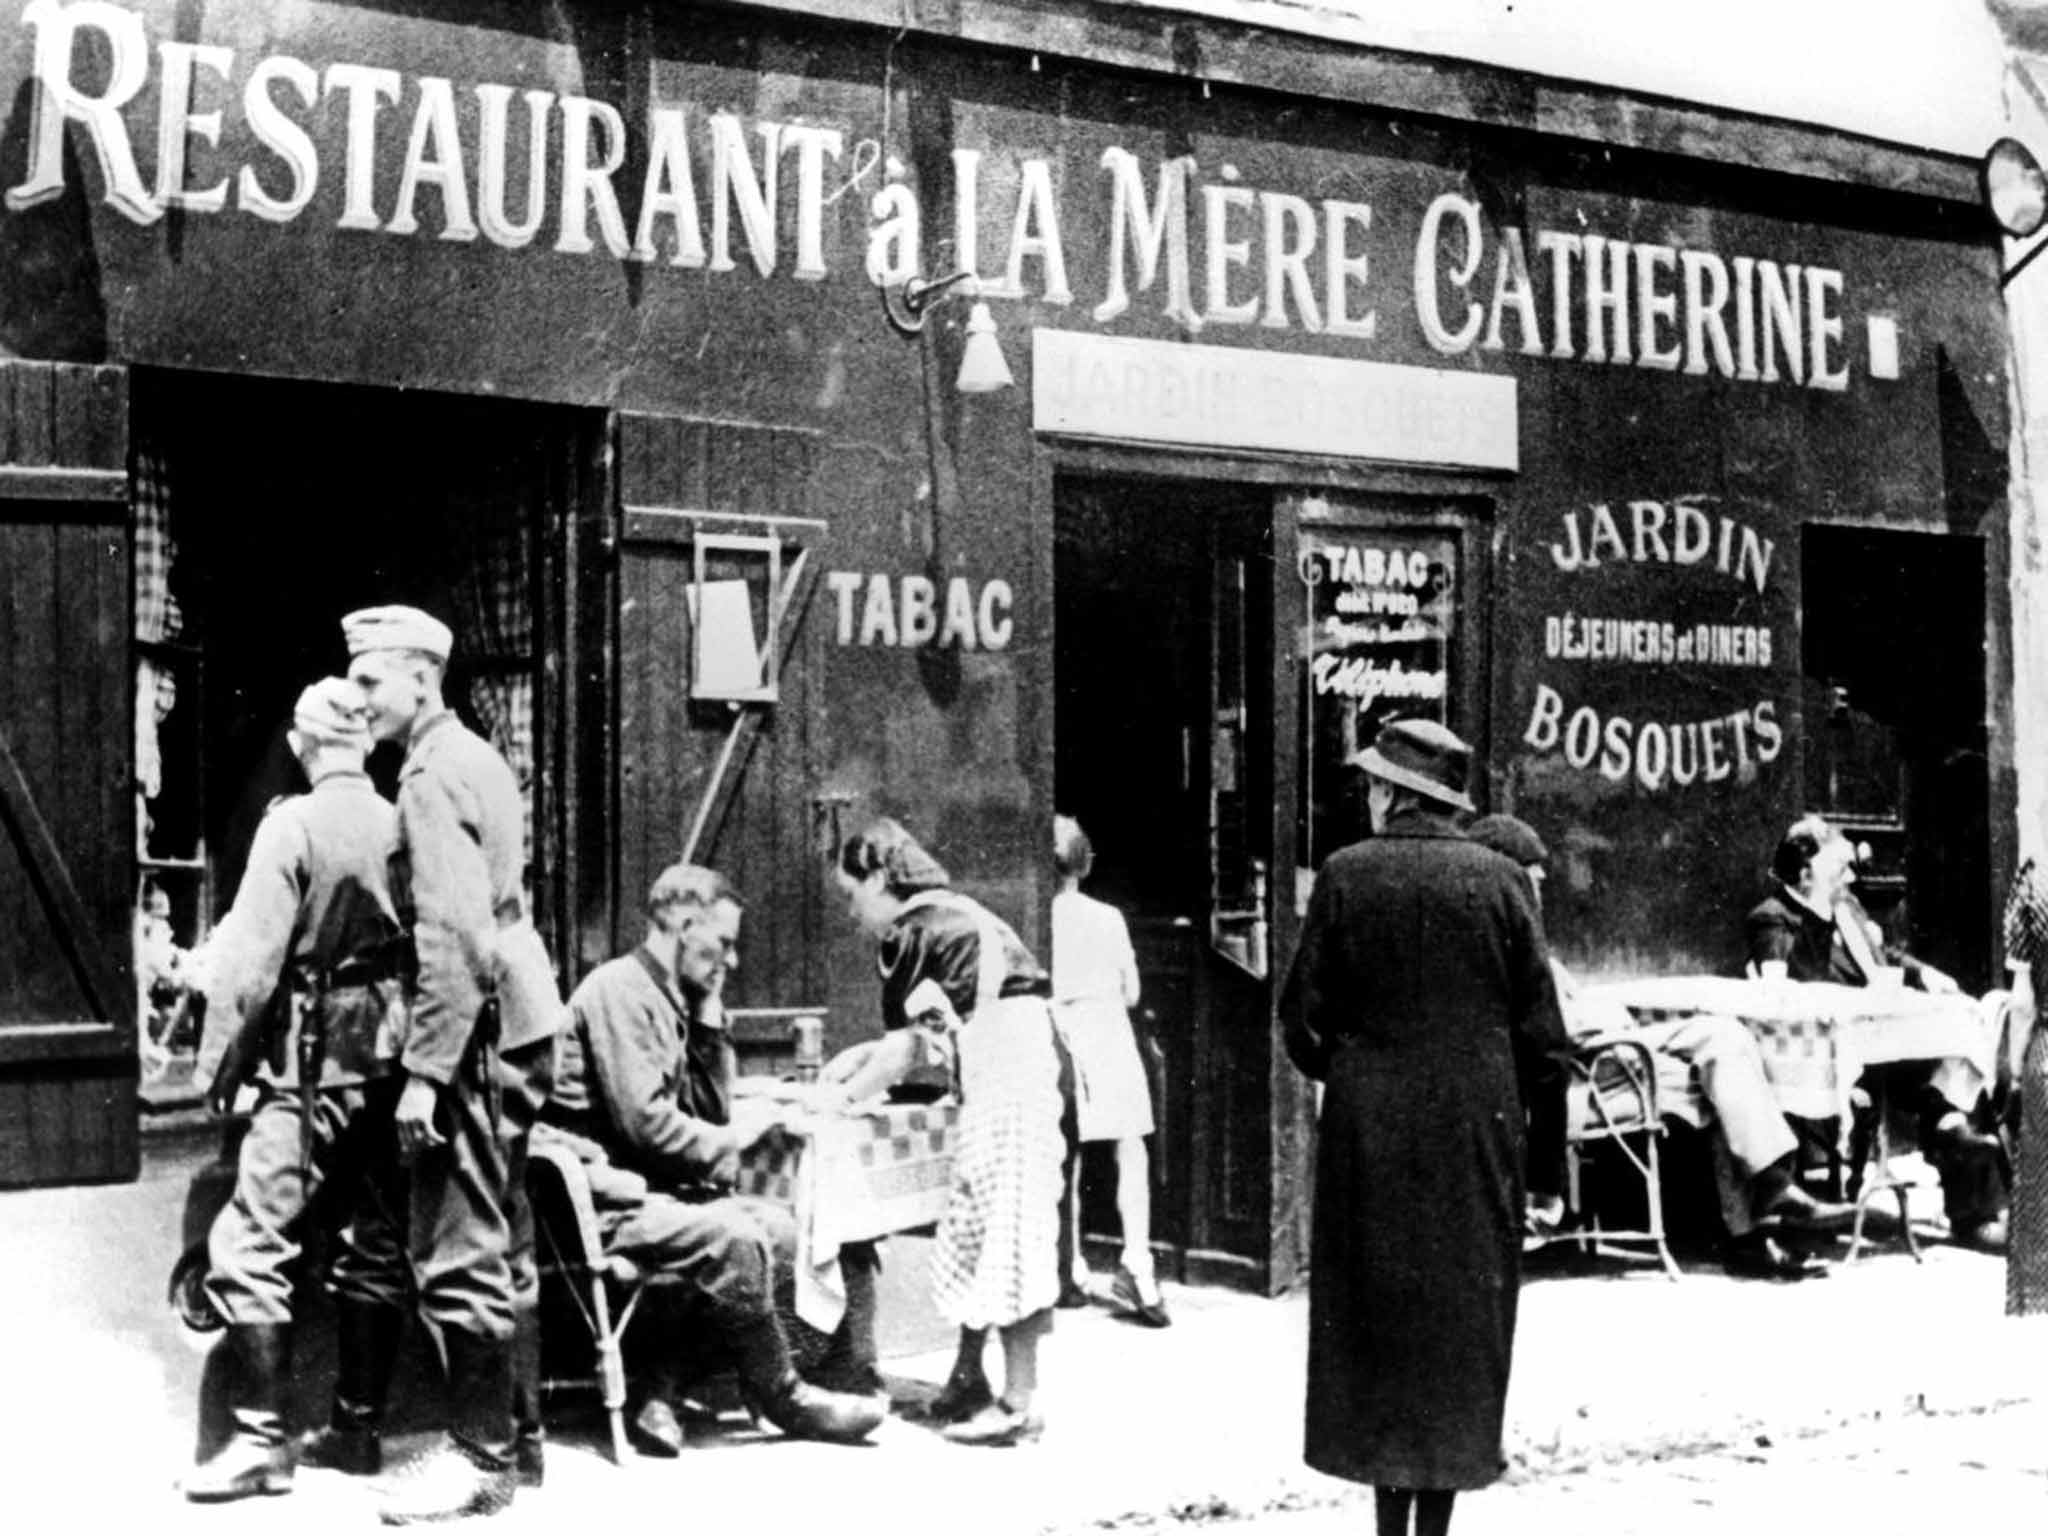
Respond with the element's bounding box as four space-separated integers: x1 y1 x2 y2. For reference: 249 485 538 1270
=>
609 415 828 1046
0 362 136 1187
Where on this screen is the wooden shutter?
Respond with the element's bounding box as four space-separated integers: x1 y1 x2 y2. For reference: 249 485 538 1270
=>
0 362 136 1188
609 414 826 1059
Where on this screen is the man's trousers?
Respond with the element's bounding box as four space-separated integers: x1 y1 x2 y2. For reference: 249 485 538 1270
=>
407 1036 556 1342
205 1079 410 1326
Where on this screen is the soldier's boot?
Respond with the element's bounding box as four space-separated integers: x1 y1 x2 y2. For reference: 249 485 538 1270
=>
732 1319 886 1445
378 1328 518 1526
182 1324 296 1502
300 1298 402 1476
510 1307 546 1488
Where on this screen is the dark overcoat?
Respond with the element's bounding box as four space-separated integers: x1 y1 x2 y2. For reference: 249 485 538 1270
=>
1280 808 1566 1490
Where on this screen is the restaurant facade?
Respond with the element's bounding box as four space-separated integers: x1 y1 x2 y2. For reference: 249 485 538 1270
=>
0 0 2017 1292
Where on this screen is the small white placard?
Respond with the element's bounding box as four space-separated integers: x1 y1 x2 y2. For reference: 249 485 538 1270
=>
1867 315 1900 381
1033 330 1518 471
686 579 765 696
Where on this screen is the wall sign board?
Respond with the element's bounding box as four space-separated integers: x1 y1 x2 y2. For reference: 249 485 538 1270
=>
1033 331 1519 470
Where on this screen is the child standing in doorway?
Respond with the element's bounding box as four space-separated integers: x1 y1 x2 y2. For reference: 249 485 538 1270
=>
1051 815 1169 1327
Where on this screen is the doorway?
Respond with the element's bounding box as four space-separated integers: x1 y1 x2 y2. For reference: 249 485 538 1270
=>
1800 526 1990 989
1055 473 1495 1286
1054 474 1276 1283
129 370 600 1108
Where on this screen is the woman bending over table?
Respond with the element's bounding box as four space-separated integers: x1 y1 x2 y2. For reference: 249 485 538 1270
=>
823 818 1068 1446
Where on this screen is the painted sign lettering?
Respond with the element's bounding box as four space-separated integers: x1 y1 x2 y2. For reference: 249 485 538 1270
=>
1297 526 1458 861
1522 490 1785 791
1524 683 1783 792
826 572 1013 652
9 1 1887 391
1415 193 1853 392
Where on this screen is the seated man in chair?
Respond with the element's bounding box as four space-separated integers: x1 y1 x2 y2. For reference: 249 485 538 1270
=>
537 862 887 1453
1468 815 1854 1282
1745 814 2008 1252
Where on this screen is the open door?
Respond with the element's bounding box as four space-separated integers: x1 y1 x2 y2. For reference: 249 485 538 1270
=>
1800 526 1989 990
1054 475 1276 1287
1058 475 1494 1289
0 362 137 1187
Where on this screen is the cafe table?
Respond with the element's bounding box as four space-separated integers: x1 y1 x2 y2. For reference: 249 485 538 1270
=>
1578 975 1999 1123
733 1085 961 1332
1578 976 2003 1258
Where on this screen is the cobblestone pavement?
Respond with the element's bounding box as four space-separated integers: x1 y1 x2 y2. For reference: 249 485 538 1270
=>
1221 1401 2048 1536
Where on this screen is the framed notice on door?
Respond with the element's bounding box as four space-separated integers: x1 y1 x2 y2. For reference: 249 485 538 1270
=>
1296 522 1464 872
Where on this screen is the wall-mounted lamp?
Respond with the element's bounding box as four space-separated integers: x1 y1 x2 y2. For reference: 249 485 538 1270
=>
1986 135 2048 287
882 270 1013 393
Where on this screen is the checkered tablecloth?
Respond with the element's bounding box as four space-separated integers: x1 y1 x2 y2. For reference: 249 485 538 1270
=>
736 1099 960 1331
1580 976 1999 1123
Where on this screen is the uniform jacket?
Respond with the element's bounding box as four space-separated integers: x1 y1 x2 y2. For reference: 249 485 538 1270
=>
195 767 407 1091
542 945 740 1199
397 710 563 1083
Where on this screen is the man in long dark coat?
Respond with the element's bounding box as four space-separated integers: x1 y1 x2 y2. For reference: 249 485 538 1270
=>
1280 719 1566 1536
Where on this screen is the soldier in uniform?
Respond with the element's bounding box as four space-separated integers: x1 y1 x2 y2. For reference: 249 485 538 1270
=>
540 863 887 1452
181 678 412 1503
333 606 564 1526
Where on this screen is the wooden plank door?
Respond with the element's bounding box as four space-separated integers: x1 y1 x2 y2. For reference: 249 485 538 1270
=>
0 362 136 1188
607 413 827 1070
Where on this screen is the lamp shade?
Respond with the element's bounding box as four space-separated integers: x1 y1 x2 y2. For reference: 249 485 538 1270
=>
955 301 1013 393
1986 136 2048 239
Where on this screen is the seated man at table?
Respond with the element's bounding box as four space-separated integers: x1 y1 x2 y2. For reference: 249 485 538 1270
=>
1467 815 1854 1282
1744 815 2008 1251
537 862 887 1451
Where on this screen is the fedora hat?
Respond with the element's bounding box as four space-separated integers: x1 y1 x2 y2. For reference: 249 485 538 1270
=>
1353 718 1475 813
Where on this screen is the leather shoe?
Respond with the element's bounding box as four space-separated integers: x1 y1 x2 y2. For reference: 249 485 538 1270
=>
1110 1267 1171 1329
299 1421 381 1476
1723 1233 1828 1282
940 1401 1044 1447
630 1397 686 1458
1956 1216 2010 1254
756 1372 887 1443
182 1428 295 1503
1056 1280 1092 1309
1926 1114 2004 1167
376 1439 516 1526
927 1370 995 1424
1757 1183 1857 1234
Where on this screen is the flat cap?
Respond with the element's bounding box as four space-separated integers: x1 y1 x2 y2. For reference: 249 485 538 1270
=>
1465 813 1549 868
341 604 453 662
293 676 371 745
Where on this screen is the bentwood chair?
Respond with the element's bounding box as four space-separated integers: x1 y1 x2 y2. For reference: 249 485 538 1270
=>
528 1141 685 1464
1561 1032 1683 1279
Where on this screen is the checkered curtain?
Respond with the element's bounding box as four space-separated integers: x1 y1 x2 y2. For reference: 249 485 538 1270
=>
2006 858 2048 976
133 450 183 806
452 515 536 858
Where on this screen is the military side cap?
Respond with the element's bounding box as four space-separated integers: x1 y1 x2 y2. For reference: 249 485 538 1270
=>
341 604 453 661
293 676 372 744
1352 717 1475 813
